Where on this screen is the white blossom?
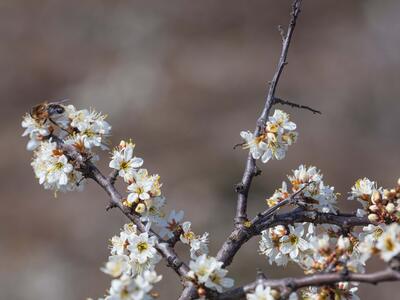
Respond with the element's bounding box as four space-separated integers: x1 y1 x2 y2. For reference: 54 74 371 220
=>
246 284 275 300
101 255 131 278
109 140 143 182
128 232 158 264
376 223 400 262
279 224 309 260
188 254 234 293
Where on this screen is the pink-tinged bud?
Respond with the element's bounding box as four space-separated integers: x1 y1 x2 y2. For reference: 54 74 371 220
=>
368 213 379 223
369 204 379 212
397 178 400 186
371 191 381 204
386 203 395 213
338 282 349 290
270 289 281 299
383 189 390 199
119 140 126 148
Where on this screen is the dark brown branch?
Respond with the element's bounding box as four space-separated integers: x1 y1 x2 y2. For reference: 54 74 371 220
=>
215 208 370 270
108 169 119 185
274 97 321 114
253 209 370 233
254 182 312 223
218 268 400 299
179 1 303 298
235 0 302 224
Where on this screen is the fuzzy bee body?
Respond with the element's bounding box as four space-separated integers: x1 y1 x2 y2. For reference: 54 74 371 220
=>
31 101 66 125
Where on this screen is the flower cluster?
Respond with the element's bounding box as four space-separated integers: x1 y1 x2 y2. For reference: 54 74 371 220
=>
241 109 298 163
259 223 312 267
30 140 83 192
349 178 400 223
357 223 400 263
267 165 338 213
101 270 162 300
109 140 165 222
188 254 234 293
98 223 162 300
301 283 359 300
22 103 111 192
260 222 365 273
259 222 364 299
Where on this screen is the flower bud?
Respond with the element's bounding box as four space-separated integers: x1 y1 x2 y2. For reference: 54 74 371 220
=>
270 289 281 299
371 191 381 204
368 213 379 223
383 189 390 199
119 140 126 148
338 282 349 290
386 202 395 213
369 204 379 212
273 225 287 237
197 287 206 297
397 178 400 186
135 203 146 214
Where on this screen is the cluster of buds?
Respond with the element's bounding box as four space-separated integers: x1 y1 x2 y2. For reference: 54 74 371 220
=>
240 109 298 163
367 181 400 223
302 283 359 300
350 178 400 224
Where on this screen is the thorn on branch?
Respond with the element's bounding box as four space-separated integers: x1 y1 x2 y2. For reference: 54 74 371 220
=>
166 256 183 270
256 269 266 281
233 142 245 150
274 97 322 114
254 166 262 177
108 169 119 185
278 25 286 41
234 183 245 193
106 202 117 211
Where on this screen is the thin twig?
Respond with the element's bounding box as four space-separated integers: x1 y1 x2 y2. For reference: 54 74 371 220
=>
274 97 321 114
235 0 302 224
177 1 303 298
253 182 313 225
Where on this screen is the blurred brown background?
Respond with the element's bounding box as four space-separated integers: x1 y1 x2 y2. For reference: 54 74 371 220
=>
1 0 400 299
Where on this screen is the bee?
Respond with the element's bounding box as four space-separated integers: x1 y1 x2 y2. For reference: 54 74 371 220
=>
31 99 68 125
